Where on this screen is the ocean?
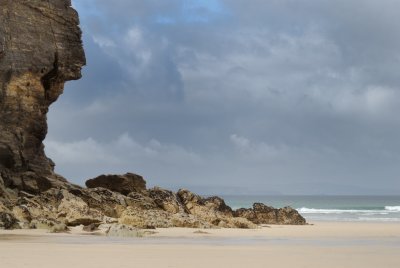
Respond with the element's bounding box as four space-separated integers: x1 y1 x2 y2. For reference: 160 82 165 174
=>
221 195 400 222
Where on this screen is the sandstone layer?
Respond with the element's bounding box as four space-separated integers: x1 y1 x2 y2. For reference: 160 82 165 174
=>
0 0 306 231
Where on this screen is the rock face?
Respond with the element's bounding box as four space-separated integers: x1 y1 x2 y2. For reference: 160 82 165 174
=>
0 0 85 194
148 187 185 214
234 203 306 225
0 1 306 231
86 173 147 195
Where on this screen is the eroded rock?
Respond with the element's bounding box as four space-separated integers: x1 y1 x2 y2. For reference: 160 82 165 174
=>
57 190 103 226
100 223 145 237
234 203 306 225
126 191 159 210
178 189 232 224
119 207 173 228
148 187 185 214
70 188 128 218
0 0 85 194
86 173 146 195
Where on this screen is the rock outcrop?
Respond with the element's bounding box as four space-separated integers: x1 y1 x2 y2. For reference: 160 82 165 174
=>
178 189 237 227
0 1 306 231
234 203 306 225
0 0 85 194
86 173 146 195
1 171 307 230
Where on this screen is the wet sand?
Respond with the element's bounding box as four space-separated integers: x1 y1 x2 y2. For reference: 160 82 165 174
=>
0 221 399 268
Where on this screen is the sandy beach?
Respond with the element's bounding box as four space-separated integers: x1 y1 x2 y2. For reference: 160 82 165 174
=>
1 221 399 268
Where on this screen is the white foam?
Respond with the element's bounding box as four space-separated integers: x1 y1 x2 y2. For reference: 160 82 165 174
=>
357 217 400 222
385 206 400 212
297 208 385 214
363 212 389 216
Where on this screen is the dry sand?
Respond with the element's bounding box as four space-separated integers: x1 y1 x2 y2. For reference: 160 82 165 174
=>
0 221 399 268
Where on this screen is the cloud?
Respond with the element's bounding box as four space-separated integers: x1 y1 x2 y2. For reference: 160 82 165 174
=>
330 86 400 117
230 134 250 150
45 0 400 194
45 133 203 186
92 35 115 48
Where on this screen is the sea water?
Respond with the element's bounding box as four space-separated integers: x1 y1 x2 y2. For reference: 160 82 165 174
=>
221 195 400 222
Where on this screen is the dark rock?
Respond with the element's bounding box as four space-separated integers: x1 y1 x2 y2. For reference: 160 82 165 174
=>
0 211 18 229
86 173 147 195
277 206 307 225
199 196 233 216
0 0 85 194
177 189 233 218
0 175 16 205
234 203 306 225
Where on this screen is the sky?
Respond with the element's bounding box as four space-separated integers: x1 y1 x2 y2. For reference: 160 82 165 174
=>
45 0 400 195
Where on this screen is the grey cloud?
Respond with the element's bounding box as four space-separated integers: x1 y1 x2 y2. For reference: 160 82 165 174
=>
46 0 400 194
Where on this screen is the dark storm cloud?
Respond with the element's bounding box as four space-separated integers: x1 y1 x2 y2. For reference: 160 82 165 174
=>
45 0 400 194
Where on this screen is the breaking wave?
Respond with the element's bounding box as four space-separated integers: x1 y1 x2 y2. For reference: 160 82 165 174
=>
296 206 400 222
384 206 400 212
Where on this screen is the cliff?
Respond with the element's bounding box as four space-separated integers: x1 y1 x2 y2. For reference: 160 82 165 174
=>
0 0 85 193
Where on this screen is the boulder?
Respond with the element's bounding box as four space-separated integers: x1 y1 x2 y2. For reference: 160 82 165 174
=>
234 203 306 225
277 206 307 225
176 189 256 228
177 189 233 223
199 196 234 216
86 173 146 195
100 224 145 237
